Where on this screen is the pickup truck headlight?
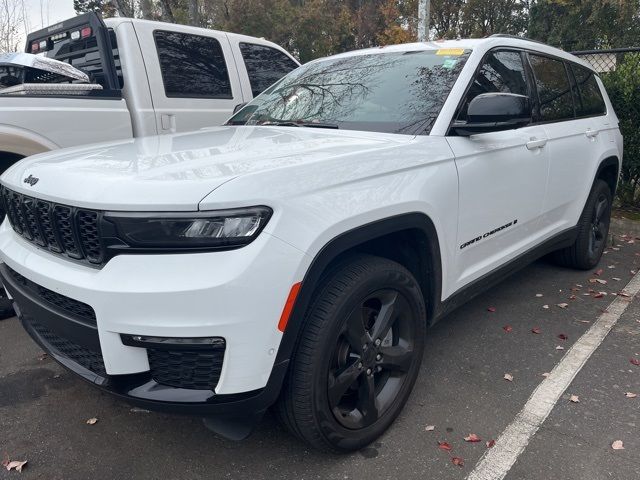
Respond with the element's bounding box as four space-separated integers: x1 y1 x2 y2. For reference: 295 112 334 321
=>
104 207 272 250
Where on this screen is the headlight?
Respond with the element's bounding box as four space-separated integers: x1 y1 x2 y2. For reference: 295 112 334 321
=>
103 206 272 251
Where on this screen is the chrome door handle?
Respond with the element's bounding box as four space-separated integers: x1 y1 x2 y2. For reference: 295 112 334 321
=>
585 129 600 138
526 138 547 150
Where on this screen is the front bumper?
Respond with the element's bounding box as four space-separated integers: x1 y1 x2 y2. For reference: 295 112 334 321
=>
0 221 308 413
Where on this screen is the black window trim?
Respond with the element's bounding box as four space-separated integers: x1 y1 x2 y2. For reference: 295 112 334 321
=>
567 62 608 120
446 46 608 135
446 47 534 135
526 51 578 125
153 29 235 100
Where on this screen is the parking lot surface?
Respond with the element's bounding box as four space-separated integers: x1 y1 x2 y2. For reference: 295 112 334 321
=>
1 227 639 480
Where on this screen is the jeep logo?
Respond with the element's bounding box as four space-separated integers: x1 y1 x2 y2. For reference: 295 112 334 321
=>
23 175 39 186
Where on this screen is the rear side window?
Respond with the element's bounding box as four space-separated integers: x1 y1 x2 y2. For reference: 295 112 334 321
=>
239 43 298 97
570 64 606 117
154 30 232 99
528 55 574 122
457 50 528 121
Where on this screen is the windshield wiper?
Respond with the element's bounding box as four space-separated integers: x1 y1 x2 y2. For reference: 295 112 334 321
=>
258 120 339 129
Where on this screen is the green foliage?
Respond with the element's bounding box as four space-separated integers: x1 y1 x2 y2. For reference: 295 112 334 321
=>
528 0 640 50
601 54 640 206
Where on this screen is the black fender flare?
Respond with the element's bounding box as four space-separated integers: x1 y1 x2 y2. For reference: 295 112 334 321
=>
265 212 443 400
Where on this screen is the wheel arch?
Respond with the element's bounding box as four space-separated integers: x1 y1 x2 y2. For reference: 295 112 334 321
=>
273 212 443 376
595 155 620 195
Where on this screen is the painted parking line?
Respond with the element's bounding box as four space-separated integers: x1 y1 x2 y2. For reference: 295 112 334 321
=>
467 271 640 480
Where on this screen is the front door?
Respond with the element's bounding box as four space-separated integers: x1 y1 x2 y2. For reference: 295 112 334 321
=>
446 49 550 289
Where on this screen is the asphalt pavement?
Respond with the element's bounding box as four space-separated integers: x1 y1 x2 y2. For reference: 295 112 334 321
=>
1 225 639 480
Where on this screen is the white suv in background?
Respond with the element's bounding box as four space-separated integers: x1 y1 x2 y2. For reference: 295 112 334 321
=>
0 35 622 453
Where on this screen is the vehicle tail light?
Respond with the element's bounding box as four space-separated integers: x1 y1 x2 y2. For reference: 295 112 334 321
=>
81 27 92 39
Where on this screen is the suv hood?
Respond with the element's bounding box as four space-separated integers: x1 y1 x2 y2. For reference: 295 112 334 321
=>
0 126 412 211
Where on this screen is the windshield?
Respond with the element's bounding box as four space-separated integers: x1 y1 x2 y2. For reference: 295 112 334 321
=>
227 49 470 135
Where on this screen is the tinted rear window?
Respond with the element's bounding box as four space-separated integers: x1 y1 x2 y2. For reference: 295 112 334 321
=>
529 54 574 122
154 30 232 99
570 64 606 117
239 43 298 97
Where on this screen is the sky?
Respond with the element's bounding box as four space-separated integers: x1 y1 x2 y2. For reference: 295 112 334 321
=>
21 0 76 43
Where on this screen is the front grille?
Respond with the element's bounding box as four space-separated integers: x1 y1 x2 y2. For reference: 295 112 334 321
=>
148 347 226 391
1 186 105 265
5 266 96 325
28 318 106 377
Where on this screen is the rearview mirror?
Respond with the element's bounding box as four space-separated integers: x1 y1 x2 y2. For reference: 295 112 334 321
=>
451 93 531 136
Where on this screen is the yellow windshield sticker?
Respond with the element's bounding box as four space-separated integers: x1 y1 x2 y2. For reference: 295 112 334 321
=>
436 48 465 56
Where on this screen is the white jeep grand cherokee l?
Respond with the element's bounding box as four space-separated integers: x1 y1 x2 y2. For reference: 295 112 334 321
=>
0 35 622 452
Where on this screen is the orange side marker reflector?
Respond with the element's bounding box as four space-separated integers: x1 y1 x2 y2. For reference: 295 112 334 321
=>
278 282 301 332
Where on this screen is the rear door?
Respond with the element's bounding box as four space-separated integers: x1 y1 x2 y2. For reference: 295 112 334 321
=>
446 49 550 288
533 56 609 231
134 23 243 134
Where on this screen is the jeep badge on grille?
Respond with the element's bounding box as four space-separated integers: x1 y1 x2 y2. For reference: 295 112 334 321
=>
23 174 39 186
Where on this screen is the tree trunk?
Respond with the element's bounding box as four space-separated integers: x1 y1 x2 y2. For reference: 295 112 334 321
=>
188 0 199 26
112 0 133 17
160 0 175 23
140 0 153 19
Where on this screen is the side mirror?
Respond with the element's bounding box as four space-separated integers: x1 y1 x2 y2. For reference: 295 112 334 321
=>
233 102 248 114
451 93 531 136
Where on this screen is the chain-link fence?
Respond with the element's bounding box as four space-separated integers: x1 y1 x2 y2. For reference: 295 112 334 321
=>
571 47 640 206
571 47 640 73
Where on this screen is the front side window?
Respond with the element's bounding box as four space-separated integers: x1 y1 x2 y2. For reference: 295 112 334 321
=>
456 50 528 121
154 31 232 99
228 49 470 135
570 64 606 117
239 43 299 97
529 54 574 122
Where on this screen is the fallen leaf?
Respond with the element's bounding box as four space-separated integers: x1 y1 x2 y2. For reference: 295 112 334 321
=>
570 395 580 403
542 372 551 377
594 269 603 276
556 345 565 350
504 373 513 382
613 277 621 281
503 325 513 333
576 284 583 288
86 417 98 425
1 453 8 468
531 327 541 334
452 457 464 467
630 358 640 366
596 279 607 285
589 278 597 284
579 320 591 323
487 307 496 313
6 460 27 473
425 425 435 431
536 293 543 297
569 295 577 300
557 303 569 309
618 292 631 298
594 293 604 298
612 440 625 450
542 304 550 309
438 441 452 451
558 334 568 341
464 433 482 443
37 353 48 361
486 440 496 448
625 392 637 398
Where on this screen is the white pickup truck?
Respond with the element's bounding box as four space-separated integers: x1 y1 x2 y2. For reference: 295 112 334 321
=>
0 12 299 173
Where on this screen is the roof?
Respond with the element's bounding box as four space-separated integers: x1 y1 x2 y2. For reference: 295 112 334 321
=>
320 36 594 70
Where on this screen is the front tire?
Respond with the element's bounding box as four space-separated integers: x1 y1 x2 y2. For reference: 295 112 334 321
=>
277 254 426 452
554 179 612 270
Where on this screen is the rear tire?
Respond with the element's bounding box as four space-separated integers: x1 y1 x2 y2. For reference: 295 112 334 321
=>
554 179 612 270
276 254 426 452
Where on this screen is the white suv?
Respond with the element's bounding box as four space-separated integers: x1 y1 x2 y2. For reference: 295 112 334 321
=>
0 36 622 452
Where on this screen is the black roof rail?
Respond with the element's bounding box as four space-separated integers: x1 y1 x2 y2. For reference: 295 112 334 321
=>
489 34 549 46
